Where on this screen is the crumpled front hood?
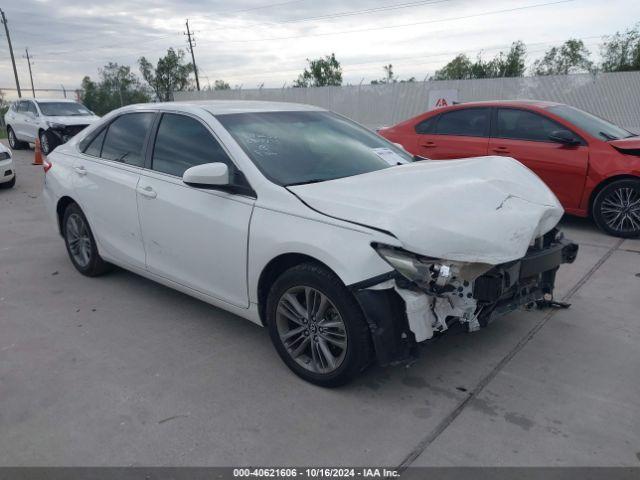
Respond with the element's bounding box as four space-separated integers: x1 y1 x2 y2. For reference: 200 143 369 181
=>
289 156 564 265
45 115 100 127
609 137 640 151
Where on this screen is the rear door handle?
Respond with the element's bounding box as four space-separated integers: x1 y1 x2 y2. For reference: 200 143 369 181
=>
492 146 510 154
420 141 437 148
74 166 87 176
138 185 157 199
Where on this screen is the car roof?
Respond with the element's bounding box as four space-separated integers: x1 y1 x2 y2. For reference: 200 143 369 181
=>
447 99 564 109
120 100 326 116
31 98 80 103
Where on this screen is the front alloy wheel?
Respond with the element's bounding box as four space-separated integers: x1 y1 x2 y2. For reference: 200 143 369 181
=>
266 263 372 387
39 130 52 155
275 286 348 374
594 179 640 238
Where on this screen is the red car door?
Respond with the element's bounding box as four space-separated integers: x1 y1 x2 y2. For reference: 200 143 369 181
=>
415 107 490 159
489 107 589 209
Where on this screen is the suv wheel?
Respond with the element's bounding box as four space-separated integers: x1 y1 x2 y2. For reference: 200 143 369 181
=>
7 127 27 150
62 203 111 276
265 263 372 387
39 130 57 155
593 179 640 238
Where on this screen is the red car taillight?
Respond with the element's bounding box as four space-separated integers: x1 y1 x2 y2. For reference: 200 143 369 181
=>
43 158 52 173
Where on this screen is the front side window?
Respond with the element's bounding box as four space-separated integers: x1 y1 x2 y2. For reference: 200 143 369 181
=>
496 109 565 142
101 113 154 167
435 108 489 137
547 105 634 141
217 111 412 186
26 102 38 116
37 102 92 117
152 113 232 177
415 115 438 134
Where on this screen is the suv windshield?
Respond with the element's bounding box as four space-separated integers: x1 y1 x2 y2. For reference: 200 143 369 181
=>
548 105 635 141
217 111 412 186
37 102 92 117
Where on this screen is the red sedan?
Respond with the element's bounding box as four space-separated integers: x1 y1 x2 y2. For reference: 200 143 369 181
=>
379 100 640 237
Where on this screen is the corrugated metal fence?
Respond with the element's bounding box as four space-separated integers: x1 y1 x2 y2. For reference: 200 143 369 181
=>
175 71 640 132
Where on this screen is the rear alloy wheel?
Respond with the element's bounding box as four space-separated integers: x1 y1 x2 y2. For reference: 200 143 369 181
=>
593 179 640 238
63 203 111 276
266 263 372 387
7 127 27 150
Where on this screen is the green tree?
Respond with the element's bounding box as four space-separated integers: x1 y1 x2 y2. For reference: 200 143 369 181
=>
214 79 231 90
293 53 343 87
600 24 640 72
81 63 150 116
371 64 397 84
433 42 527 80
533 39 594 75
139 48 194 101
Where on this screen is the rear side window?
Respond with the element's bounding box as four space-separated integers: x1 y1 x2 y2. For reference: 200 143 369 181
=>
415 115 438 134
151 113 232 177
101 113 154 167
496 109 564 142
17 101 28 113
83 128 107 157
435 108 489 137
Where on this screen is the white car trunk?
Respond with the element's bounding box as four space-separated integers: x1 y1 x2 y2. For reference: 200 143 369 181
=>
289 156 564 265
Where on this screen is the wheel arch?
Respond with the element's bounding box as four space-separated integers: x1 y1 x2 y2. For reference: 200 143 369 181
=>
589 174 640 217
257 253 341 326
56 195 78 235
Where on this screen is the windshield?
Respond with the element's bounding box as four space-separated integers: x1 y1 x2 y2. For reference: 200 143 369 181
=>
217 111 412 186
548 105 634 141
37 102 92 117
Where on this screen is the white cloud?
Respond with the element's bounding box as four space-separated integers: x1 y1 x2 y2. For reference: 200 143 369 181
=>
1 0 638 97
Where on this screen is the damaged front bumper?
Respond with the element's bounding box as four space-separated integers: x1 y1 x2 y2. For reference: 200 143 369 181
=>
352 229 579 367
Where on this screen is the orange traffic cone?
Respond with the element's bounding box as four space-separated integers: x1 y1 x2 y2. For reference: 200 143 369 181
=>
33 137 44 166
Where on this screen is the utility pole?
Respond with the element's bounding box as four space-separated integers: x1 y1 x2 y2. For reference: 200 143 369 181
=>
184 19 200 91
0 8 22 98
24 48 35 97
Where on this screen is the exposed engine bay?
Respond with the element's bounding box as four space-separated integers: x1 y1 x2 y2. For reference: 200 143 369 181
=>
354 228 579 366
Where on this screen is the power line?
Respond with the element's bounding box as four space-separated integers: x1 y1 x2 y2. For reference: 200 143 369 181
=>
204 0 576 44
23 47 35 97
0 8 21 98
184 19 201 91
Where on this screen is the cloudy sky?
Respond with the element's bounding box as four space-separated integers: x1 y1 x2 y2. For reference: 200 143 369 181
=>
1 0 639 97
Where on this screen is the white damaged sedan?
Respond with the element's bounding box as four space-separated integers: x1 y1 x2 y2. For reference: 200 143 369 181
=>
0 142 15 189
42 101 578 386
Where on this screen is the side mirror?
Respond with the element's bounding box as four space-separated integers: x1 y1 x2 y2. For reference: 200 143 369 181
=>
183 162 229 188
549 130 580 146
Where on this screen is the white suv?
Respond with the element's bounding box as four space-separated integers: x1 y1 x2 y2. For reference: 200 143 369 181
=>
4 98 100 154
41 100 578 386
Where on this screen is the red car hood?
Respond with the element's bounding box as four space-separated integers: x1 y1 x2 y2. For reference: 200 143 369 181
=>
609 137 640 151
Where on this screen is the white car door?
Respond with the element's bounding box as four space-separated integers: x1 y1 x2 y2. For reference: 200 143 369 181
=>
73 112 155 270
12 101 29 139
22 101 40 142
136 112 254 308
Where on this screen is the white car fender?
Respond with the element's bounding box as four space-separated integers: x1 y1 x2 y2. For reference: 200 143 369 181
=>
247 205 394 306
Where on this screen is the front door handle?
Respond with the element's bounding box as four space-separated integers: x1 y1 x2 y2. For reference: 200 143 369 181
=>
74 166 87 176
138 185 157 199
420 141 437 148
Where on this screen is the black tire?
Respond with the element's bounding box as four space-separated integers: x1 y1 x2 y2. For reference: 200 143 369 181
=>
39 129 58 155
265 263 373 387
7 127 28 150
592 179 640 238
62 203 112 276
0 176 16 189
